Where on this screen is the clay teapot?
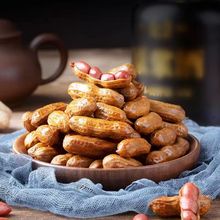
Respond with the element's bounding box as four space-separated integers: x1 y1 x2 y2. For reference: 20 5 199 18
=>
0 19 68 105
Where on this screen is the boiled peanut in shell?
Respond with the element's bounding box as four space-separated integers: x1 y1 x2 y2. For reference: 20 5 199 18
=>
146 137 190 164
103 154 142 168
150 127 177 146
66 155 93 168
116 138 151 158
51 153 73 166
123 96 150 119
118 82 138 101
65 97 97 117
31 102 67 127
63 134 116 158
24 131 39 149
28 143 58 162
36 125 59 146
47 110 70 133
94 102 131 124
69 116 140 140
149 99 185 123
22 111 36 132
68 82 124 108
89 160 103 168
162 121 188 138
135 112 163 135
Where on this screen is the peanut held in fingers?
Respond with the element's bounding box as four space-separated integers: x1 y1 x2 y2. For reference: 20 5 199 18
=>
48 110 70 133
66 155 93 168
116 138 151 158
149 99 185 123
123 96 150 120
135 112 163 135
103 154 142 168
36 125 59 146
150 127 177 146
65 97 97 117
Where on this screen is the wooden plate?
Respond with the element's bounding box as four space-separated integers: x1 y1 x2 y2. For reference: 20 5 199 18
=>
13 134 200 190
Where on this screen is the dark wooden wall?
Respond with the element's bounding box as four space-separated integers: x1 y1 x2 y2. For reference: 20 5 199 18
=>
0 0 140 48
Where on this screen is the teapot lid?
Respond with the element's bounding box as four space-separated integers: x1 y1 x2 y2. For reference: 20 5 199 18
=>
0 19 21 39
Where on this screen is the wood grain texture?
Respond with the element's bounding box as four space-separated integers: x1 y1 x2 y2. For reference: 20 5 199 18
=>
4 49 220 219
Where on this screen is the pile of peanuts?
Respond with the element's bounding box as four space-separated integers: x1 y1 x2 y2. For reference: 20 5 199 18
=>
22 61 189 169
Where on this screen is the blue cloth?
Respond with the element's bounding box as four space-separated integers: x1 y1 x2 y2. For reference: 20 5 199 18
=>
0 119 220 218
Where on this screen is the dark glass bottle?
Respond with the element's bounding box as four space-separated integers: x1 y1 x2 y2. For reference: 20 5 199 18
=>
132 0 220 125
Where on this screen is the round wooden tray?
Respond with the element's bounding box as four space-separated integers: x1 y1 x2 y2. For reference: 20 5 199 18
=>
13 134 200 190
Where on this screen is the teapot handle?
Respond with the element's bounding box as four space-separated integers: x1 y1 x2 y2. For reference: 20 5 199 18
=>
30 33 68 85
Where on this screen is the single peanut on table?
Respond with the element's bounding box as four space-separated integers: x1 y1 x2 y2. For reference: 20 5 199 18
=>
135 112 163 135
116 138 151 158
149 99 185 123
51 153 73 166
36 125 59 146
68 82 125 108
65 97 97 117
69 116 140 140
66 155 94 168
63 134 116 158
24 131 39 149
31 102 67 127
103 154 142 168
150 127 177 147
94 102 131 124
123 96 150 120
89 160 103 169
146 137 190 164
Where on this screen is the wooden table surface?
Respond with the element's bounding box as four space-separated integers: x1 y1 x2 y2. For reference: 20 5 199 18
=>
4 48 219 219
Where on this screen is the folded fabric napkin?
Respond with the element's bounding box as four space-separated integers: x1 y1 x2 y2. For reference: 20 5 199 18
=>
0 119 220 218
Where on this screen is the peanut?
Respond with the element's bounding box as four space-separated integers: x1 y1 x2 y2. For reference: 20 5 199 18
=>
63 134 116 158
0 201 12 216
162 121 188 137
103 154 142 168
36 125 59 146
150 127 177 146
22 111 36 132
66 155 93 168
134 112 163 135
47 110 70 133
65 97 97 117
146 137 190 164
24 131 39 149
149 99 185 123
51 153 73 166
69 116 140 140
89 160 103 169
123 96 150 119
94 102 131 124
28 143 58 162
149 194 211 217
68 82 124 108
118 82 138 101
116 138 151 158
132 80 144 97
31 102 67 127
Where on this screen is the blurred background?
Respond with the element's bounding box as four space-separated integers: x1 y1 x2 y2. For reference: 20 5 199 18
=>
0 0 220 128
